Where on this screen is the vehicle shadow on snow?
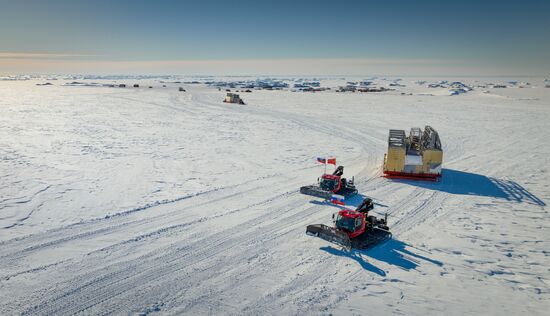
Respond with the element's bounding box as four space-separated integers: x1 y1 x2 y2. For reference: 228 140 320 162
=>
395 168 545 206
320 239 442 277
309 194 388 209
346 194 389 208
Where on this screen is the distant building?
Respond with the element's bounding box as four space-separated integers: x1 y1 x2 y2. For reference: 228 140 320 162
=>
357 87 392 92
302 81 320 87
336 86 357 92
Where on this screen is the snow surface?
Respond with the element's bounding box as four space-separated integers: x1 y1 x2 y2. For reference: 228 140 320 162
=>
0 78 549 315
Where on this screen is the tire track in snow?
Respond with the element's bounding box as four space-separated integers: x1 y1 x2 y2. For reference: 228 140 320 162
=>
19 192 323 315
391 190 447 236
0 171 307 264
0 172 305 275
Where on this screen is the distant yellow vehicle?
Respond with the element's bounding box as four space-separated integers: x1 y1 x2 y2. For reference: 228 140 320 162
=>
223 93 245 105
383 126 442 181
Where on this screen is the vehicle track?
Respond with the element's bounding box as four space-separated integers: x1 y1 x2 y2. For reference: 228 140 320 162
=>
20 193 322 315
0 170 319 279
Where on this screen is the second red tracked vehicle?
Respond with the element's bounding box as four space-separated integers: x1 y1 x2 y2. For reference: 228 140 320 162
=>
306 198 391 250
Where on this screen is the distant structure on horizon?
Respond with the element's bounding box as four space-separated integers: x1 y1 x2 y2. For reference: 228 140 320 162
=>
223 93 245 105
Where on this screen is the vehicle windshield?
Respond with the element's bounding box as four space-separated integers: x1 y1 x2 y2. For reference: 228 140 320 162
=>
335 215 358 232
319 177 337 191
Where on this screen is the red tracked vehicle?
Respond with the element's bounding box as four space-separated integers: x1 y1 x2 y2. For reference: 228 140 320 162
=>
306 198 391 250
300 166 358 200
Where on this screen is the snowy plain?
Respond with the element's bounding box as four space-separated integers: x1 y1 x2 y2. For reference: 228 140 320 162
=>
0 77 549 315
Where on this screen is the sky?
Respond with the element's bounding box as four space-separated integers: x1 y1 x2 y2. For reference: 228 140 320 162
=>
0 0 549 76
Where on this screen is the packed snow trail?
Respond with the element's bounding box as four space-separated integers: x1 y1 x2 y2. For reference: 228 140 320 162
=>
0 80 548 315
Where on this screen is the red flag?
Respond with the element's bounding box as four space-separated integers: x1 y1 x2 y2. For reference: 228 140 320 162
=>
327 158 336 165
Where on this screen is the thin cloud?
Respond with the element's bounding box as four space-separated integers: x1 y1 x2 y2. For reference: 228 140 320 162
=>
0 52 98 59
0 57 544 76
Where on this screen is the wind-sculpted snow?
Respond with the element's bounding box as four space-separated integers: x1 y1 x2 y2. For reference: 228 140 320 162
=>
0 78 548 315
